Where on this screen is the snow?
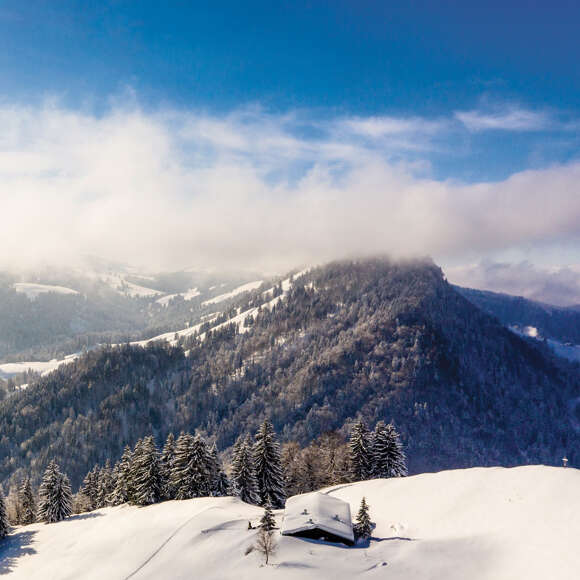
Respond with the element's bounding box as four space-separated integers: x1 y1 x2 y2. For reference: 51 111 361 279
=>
547 339 580 362
12 283 79 300
96 274 163 298
509 325 580 362
201 281 263 306
155 288 201 306
2 466 579 579
0 270 309 380
117 280 163 298
281 492 354 544
0 354 79 379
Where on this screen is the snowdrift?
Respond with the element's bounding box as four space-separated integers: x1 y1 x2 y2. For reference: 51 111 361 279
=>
1 465 578 579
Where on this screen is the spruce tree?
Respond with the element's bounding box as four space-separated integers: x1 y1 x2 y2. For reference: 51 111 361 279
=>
349 419 372 481
0 488 9 539
96 460 114 508
130 436 163 506
354 497 372 541
208 443 229 497
170 433 211 499
260 501 276 531
253 420 286 508
18 477 36 525
161 433 177 500
37 460 73 523
110 446 132 505
231 435 260 505
372 422 407 478
80 465 100 511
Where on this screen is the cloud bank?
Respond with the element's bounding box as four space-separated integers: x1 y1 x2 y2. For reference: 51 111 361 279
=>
447 262 580 307
0 101 579 288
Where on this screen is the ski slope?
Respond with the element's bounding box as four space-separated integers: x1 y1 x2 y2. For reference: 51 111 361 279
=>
1 466 578 579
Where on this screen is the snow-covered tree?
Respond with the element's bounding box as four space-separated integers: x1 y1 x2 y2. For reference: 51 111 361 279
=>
253 420 286 508
161 432 176 500
96 460 114 508
110 446 132 505
208 443 230 497
260 501 276 531
231 435 260 505
349 420 372 481
18 477 36 525
354 497 372 541
371 421 407 478
170 433 211 499
0 487 9 539
80 465 100 511
37 460 73 523
130 436 163 506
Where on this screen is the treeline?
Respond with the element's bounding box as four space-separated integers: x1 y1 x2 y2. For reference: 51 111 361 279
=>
1 258 577 493
0 418 406 535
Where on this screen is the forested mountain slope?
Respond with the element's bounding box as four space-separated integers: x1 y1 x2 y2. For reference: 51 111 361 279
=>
456 285 580 344
1 258 578 490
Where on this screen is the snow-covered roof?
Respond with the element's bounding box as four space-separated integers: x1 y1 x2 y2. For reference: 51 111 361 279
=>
281 492 354 543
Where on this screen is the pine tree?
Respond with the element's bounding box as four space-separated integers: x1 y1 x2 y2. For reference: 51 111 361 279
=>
131 436 163 506
110 446 133 505
18 477 36 525
96 460 114 508
349 419 372 481
0 487 9 539
231 435 260 505
260 501 276 531
253 420 286 508
37 460 73 523
170 433 211 499
161 433 176 500
80 465 100 511
208 443 229 497
354 497 372 541
372 422 407 478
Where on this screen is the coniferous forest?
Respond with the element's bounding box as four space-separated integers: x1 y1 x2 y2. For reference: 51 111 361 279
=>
0 258 578 499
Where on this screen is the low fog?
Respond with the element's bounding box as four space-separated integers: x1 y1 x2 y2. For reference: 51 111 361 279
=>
0 101 579 303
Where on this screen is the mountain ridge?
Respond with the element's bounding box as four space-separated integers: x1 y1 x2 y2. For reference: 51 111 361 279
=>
0 258 578 490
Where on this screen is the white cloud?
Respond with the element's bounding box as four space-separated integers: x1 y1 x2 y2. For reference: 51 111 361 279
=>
455 107 550 132
0 101 579 277
446 261 580 306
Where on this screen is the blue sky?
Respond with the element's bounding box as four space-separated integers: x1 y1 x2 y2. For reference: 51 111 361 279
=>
0 2 579 302
1 1 578 179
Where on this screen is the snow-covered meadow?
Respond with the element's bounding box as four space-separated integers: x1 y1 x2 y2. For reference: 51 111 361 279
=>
1 465 578 579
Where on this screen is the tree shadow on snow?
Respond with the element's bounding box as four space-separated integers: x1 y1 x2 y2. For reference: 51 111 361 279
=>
0 530 37 575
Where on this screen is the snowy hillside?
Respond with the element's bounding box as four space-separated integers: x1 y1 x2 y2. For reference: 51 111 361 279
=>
12 283 79 299
2 466 578 579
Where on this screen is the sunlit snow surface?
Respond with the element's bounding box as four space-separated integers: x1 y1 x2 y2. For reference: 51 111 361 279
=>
2 466 579 579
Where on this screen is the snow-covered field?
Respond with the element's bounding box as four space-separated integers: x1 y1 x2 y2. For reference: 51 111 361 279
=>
1 466 578 579
12 283 79 299
0 354 79 380
201 280 263 306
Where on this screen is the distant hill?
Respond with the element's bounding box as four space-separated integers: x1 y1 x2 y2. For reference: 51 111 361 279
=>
2 466 578 580
0 257 579 490
456 285 580 363
0 263 262 364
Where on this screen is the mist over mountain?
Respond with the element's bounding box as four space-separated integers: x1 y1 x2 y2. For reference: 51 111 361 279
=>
0 257 578 491
0 260 263 364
